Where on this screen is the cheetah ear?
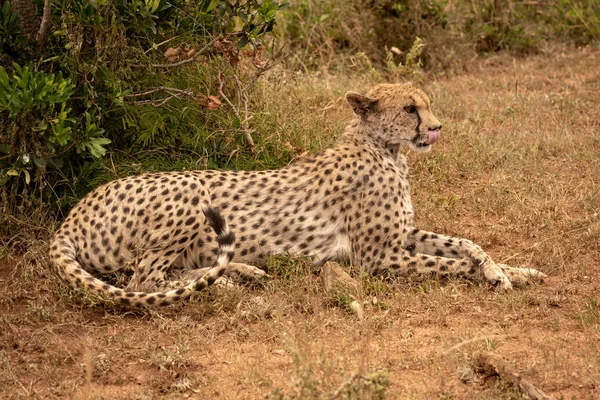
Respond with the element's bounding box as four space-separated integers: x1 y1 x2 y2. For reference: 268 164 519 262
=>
346 92 378 117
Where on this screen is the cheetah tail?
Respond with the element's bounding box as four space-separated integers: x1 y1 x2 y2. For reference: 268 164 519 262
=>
48 206 234 307
158 205 237 303
199 204 236 279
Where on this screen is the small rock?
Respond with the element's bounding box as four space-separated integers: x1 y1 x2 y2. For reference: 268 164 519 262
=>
237 296 271 321
350 300 364 320
320 261 358 292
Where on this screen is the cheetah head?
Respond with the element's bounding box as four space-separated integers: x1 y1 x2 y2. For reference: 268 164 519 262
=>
346 82 442 153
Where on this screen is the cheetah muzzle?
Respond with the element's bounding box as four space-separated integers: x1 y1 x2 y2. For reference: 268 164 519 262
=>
49 82 546 307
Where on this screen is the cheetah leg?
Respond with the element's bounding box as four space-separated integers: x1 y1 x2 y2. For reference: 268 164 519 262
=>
128 247 242 292
403 228 514 290
405 228 546 287
172 263 265 291
125 251 182 292
177 262 267 282
127 210 219 292
226 263 268 279
171 270 235 288
371 249 502 285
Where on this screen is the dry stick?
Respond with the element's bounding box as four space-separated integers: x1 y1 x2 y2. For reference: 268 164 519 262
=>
123 86 196 107
82 346 93 399
216 66 256 153
144 35 183 54
475 352 554 400
243 43 290 94
133 96 179 107
123 86 195 98
151 37 221 68
4 354 31 397
235 73 256 152
442 335 507 356
225 48 288 153
214 44 287 153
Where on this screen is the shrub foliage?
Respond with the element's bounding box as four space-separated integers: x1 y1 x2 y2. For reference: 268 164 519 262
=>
0 0 288 211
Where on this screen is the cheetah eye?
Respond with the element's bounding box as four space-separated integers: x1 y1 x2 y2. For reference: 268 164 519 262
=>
404 105 417 114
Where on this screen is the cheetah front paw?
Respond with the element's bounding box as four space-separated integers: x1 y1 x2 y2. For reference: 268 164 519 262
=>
481 260 512 290
498 264 547 287
213 276 236 289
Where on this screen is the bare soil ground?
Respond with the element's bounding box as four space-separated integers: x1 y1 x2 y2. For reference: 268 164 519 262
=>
1 47 599 399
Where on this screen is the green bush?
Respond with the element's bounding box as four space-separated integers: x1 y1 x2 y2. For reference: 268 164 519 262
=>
0 1 24 58
0 63 78 189
0 0 288 212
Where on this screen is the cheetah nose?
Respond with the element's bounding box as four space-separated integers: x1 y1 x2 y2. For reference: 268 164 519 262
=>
426 128 441 145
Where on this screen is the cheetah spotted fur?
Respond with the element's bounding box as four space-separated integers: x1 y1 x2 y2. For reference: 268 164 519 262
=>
49 82 546 307
49 179 237 307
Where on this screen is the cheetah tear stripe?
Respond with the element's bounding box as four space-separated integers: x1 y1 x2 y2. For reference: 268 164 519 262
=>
426 129 441 144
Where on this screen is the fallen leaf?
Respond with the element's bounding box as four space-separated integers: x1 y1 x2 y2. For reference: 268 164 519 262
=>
207 95 221 110
284 141 305 156
164 47 182 62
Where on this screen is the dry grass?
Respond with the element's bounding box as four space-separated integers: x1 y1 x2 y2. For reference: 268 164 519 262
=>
1 46 599 399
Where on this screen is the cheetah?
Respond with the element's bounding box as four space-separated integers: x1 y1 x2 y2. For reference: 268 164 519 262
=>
50 82 546 307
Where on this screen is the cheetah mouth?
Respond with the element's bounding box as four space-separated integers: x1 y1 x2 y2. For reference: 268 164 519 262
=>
412 129 440 148
427 129 441 144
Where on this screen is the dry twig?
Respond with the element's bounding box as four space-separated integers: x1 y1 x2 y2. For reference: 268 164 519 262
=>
475 352 554 400
442 335 507 356
214 44 288 154
123 86 196 107
216 66 256 153
151 37 220 68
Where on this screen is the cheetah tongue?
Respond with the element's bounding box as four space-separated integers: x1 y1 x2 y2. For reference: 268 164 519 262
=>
426 129 441 145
